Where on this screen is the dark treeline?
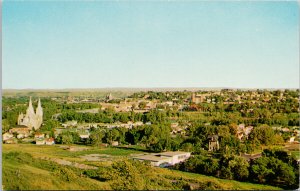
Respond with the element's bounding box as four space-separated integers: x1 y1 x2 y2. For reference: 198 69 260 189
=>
174 148 299 190
57 109 179 124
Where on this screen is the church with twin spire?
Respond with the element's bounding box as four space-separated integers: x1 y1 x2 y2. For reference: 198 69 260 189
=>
18 97 43 130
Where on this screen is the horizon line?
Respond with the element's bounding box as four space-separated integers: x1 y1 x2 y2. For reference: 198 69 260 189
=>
2 86 299 91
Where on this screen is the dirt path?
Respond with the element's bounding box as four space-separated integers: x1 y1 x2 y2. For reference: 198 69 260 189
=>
39 156 98 170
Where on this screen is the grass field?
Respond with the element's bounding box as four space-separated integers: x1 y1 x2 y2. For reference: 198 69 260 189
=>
3 144 144 157
3 144 281 190
2 153 111 190
3 144 145 167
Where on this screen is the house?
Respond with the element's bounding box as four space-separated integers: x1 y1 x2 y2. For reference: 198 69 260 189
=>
208 135 219 151
79 132 90 139
9 126 30 135
134 121 144 126
191 93 208 104
171 122 179 128
289 136 296 143
3 133 14 141
17 133 26 139
111 141 119 146
45 138 55 145
132 151 191 167
237 132 244 141
34 133 45 139
164 101 173 107
238 124 245 131
244 126 253 137
5 138 18 144
281 128 290 132
62 120 77 128
36 138 45 145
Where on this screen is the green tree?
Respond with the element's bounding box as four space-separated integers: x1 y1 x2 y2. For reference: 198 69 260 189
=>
248 125 275 146
109 160 146 190
181 143 194 152
105 128 120 144
89 129 104 146
40 119 59 131
250 156 296 188
56 131 80 145
2 119 10 133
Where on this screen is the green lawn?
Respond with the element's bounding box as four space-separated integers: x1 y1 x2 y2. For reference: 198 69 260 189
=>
3 144 144 158
2 153 110 190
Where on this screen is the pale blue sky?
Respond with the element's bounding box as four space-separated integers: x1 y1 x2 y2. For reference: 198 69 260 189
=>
3 1 299 89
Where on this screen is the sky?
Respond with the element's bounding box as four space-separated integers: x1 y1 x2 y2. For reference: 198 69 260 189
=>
3 1 299 89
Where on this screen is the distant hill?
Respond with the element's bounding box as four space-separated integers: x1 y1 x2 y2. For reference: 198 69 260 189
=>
3 87 297 98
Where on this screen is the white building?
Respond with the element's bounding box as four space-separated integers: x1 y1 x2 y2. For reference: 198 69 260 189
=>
3 133 13 141
34 133 45 139
45 138 55 145
18 97 43 130
36 138 45 145
132 151 191 167
289 136 296 143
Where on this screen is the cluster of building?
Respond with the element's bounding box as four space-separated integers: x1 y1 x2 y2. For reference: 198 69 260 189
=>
34 133 55 145
18 97 43 130
2 97 52 145
272 126 300 143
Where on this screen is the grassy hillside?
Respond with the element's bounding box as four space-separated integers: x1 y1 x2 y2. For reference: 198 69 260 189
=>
3 144 281 190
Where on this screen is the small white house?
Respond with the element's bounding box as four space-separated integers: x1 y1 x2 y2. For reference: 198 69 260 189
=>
289 136 296 143
62 120 78 128
34 133 45 139
36 138 45 145
17 133 25 139
3 133 14 141
45 138 55 145
79 133 90 139
5 138 18 144
134 121 144 126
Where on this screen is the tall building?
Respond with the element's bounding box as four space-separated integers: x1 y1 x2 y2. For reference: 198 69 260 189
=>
106 93 113 101
18 97 43 130
191 93 204 104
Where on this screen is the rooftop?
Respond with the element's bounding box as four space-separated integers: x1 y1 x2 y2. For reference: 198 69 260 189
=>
133 151 191 161
157 151 191 157
132 154 170 162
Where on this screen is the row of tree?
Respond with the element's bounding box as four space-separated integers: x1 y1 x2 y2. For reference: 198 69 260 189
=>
174 149 299 189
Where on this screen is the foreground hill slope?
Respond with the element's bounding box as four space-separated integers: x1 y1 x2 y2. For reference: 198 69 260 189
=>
3 144 280 190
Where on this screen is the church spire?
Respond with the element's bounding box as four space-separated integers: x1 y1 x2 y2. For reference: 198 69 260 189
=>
38 98 41 108
36 98 43 116
27 96 35 115
29 96 32 106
